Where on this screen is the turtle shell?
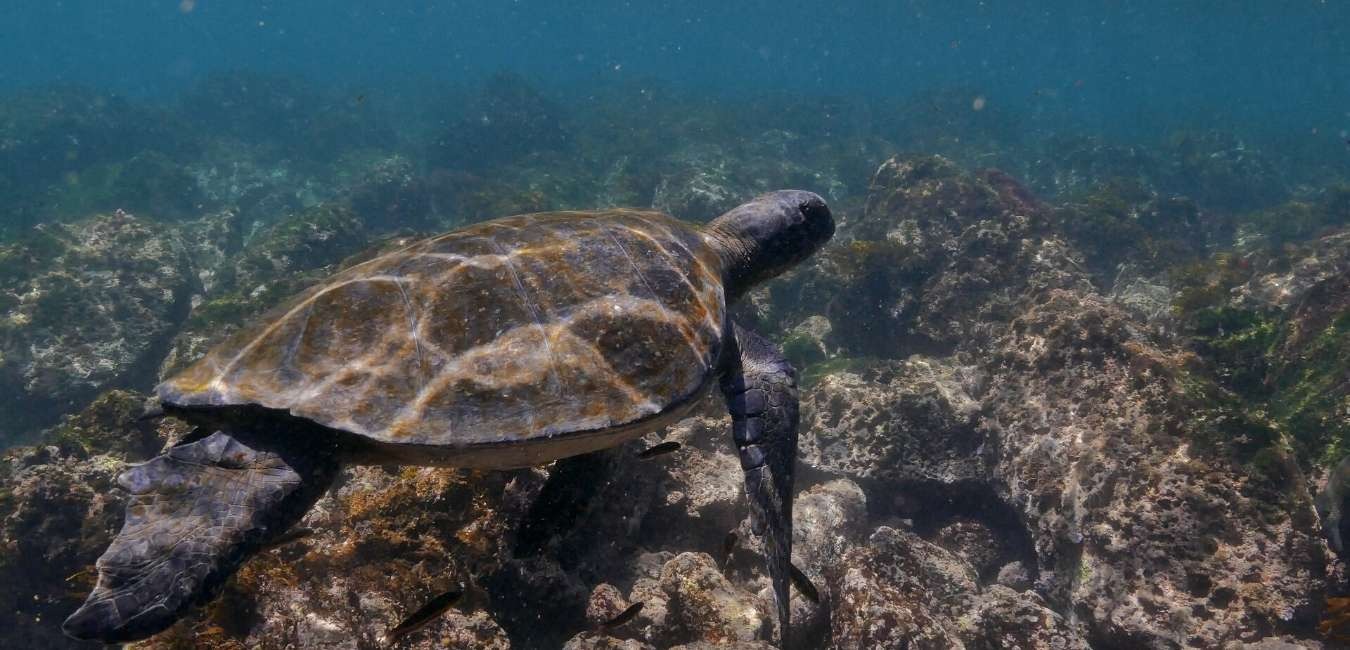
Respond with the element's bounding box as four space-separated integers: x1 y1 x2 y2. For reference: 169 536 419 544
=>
160 210 728 449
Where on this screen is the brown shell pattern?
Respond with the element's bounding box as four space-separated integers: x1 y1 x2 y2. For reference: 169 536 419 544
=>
159 210 727 447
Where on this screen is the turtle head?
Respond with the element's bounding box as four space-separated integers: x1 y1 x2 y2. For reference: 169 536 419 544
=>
706 190 834 300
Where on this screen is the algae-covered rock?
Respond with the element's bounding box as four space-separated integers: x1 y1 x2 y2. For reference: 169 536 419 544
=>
829 527 976 650
650 134 851 224
830 527 1090 650
0 212 195 441
986 291 1325 648
1171 228 1350 467
778 155 1087 356
43 389 166 459
138 464 532 649
1023 134 1161 200
791 479 868 575
799 357 985 484
0 447 125 649
651 143 758 222
1050 180 1206 285
233 202 368 291
1160 130 1290 213
812 155 1330 648
958 585 1089 650
0 86 192 234
658 552 772 646
565 633 657 650
0 391 178 649
1240 185 1350 250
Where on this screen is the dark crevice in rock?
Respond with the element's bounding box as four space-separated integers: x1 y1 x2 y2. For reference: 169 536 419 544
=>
874 478 1040 586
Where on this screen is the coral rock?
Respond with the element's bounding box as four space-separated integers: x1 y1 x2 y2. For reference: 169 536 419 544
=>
659 552 772 646
0 212 194 440
800 357 985 484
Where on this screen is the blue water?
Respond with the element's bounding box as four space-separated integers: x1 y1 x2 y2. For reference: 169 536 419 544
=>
5 1 1348 137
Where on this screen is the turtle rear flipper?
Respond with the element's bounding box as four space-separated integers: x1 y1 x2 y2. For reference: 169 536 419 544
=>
64 430 339 643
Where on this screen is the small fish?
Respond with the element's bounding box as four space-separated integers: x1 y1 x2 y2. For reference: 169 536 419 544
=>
719 531 738 569
65 568 91 582
259 527 314 552
636 441 681 459
789 563 819 604
599 601 644 629
387 588 463 644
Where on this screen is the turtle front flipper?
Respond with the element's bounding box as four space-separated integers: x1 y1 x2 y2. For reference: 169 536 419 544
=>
720 322 798 647
63 430 339 643
1317 455 1350 556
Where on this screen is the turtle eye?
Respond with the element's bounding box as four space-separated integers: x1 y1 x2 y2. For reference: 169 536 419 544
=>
797 197 834 242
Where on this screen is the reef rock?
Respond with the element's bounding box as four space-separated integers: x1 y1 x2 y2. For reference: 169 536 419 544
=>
830 526 1090 650
829 526 978 649
0 388 181 649
958 585 1089 650
791 479 868 574
652 144 753 222
806 155 1329 648
657 552 772 646
9 151 1342 649
138 464 535 649
0 212 194 440
799 357 986 484
1160 130 1289 213
0 445 125 649
565 634 657 650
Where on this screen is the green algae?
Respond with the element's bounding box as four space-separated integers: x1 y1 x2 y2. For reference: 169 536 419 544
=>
43 151 202 221
44 390 164 459
781 331 826 368
1242 185 1350 248
798 357 882 389
1173 242 1350 471
1055 179 1205 280
1271 311 1350 465
185 293 256 330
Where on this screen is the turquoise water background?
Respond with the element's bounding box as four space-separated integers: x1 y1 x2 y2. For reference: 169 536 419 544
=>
5 1 1348 136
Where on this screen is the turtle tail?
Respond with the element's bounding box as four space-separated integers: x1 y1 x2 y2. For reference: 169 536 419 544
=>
63 429 340 643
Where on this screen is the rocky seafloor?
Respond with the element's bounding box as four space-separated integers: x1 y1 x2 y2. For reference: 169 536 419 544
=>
0 73 1347 649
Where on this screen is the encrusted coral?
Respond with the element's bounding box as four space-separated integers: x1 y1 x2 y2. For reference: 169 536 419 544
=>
0 213 194 441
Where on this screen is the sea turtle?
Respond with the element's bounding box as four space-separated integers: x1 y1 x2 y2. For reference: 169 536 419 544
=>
64 190 833 645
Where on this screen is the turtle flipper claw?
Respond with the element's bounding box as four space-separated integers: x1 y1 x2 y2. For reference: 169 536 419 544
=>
64 430 337 643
